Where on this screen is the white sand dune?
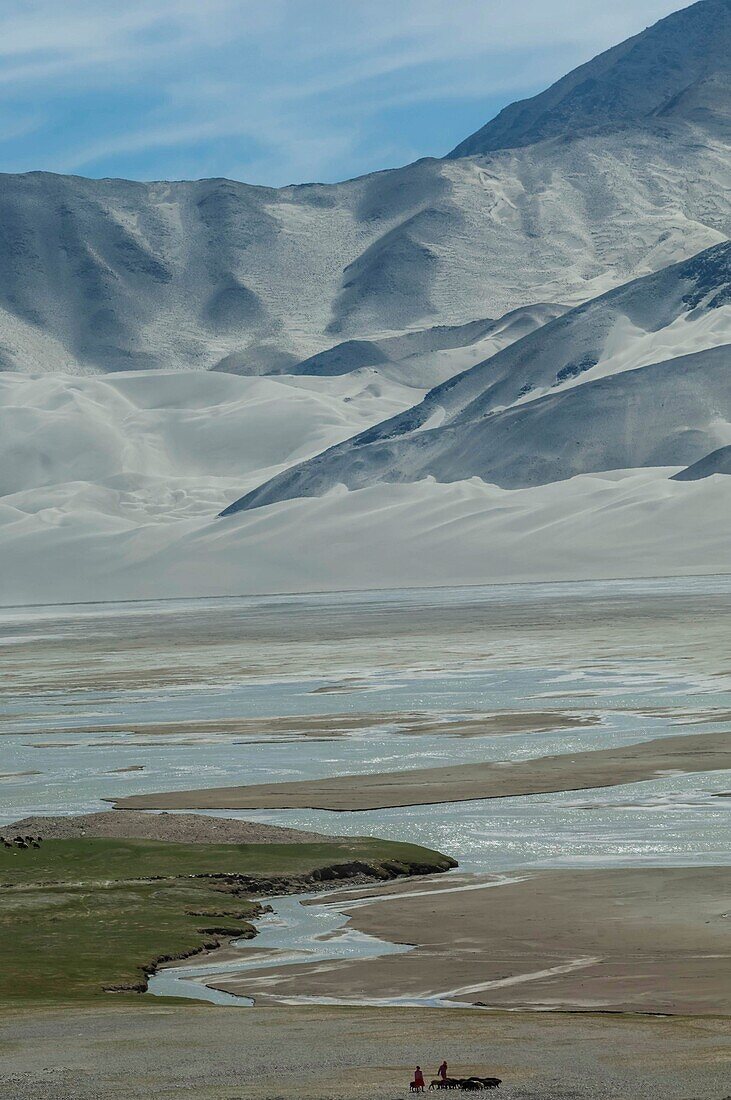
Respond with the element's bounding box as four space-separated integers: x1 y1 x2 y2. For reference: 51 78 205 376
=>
0 367 421 500
0 367 424 604
2 244 729 606
2 466 729 605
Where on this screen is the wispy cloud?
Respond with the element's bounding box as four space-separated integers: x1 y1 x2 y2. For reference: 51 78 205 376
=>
0 0 688 185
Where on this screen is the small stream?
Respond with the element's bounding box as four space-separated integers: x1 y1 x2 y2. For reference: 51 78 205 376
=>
147 875 528 1009
147 887 413 1006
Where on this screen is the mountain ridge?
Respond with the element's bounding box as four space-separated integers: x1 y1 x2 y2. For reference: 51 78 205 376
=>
221 240 731 513
448 0 731 157
0 0 728 378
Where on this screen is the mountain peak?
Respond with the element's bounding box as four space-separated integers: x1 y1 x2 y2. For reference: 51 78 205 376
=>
448 0 731 157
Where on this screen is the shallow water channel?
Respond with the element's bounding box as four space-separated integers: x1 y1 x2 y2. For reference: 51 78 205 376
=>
148 889 411 1006
147 875 537 1009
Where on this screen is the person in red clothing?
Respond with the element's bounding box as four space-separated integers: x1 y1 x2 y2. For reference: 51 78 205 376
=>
438 1060 448 1082
413 1066 426 1092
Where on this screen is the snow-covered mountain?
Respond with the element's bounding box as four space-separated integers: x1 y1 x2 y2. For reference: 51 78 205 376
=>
0 0 729 604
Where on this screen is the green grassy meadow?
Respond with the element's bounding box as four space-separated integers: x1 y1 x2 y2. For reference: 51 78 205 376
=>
0 836 452 1005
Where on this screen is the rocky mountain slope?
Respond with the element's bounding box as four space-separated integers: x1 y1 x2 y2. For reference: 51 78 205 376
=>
0 4 728 381
223 242 731 512
449 0 731 156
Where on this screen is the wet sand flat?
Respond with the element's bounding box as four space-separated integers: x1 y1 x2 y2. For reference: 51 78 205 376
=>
113 731 731 810
0 1002 728 1100
2 709 600 741
212 867 731 1015
4 580 731 704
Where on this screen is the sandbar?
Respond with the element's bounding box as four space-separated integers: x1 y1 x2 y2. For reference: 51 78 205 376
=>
4 709 601 740
112 731 731 811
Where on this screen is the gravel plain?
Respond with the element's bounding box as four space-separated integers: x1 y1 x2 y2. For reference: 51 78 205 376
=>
5 810 339 846
0 1003 729 1100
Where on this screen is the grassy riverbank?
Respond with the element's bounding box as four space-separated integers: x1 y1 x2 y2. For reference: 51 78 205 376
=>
0 835 453 1005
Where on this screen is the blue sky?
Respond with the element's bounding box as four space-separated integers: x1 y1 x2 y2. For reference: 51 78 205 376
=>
0 0 688 186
